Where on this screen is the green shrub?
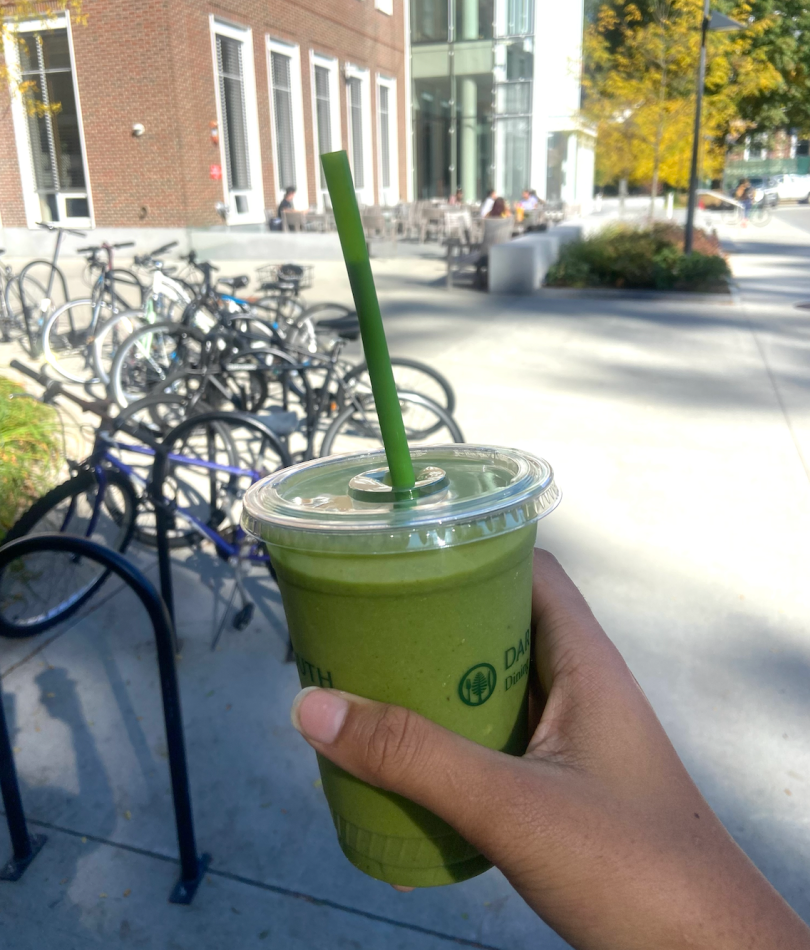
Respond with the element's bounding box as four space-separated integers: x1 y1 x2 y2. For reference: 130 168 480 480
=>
0 376 62 538
545 224 731 292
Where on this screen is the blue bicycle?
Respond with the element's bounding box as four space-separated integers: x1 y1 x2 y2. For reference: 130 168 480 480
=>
2 361 292 636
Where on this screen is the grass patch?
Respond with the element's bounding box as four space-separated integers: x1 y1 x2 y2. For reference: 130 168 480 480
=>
0 375 62 539
546 223 731 293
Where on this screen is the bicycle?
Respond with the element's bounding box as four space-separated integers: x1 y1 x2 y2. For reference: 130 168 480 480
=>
0 249 46 344
6 360 292 631
91 242 195 385
7 222 86 355
106 303 462 459
41 241 143 384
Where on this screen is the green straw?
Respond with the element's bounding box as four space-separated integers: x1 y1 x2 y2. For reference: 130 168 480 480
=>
321 150 416 491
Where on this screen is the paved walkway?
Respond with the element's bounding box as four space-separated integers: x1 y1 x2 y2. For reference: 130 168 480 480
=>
1 220 809 947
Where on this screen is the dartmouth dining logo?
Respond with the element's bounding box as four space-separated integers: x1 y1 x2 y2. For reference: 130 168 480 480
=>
458 663 497 707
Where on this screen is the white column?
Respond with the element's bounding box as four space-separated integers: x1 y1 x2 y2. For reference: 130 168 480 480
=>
460 78 478 201
460 0 479 40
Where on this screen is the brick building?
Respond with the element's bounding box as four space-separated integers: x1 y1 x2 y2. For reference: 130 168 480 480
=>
0 0 409 230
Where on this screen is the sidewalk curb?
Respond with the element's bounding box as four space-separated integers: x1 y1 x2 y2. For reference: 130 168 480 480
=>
533 286 741 306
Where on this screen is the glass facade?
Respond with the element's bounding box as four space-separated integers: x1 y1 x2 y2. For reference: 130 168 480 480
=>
410 0 533 201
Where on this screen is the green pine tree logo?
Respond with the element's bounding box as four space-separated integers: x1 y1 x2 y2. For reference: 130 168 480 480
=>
459 663 496 706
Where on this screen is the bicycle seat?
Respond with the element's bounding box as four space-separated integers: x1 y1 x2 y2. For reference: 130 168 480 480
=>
253 409 299 437
316 314 361 341
0 248 5 256
218 276 249 291
259 280 297 293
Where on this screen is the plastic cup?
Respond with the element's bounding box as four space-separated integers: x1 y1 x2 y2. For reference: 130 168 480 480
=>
242 445 560 887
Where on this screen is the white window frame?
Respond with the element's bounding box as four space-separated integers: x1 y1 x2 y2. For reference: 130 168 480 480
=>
310 52 342 211
4 13 94 229
375 0 394 14
209 17 265 225
376 74 399 206
267 36 309 211
344 63 374 207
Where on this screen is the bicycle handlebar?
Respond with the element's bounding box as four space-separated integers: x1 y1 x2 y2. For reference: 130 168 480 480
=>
36 222 87 237
150 241 178 257
10 359 113 418
10 359 46 386
181 251 219 272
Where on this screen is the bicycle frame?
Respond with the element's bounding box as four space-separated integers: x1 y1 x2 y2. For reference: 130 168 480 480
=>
17 228 73 353
93 434 270 564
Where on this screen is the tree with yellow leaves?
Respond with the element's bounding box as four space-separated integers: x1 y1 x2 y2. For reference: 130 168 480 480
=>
583 0 781 205
1 1 86 116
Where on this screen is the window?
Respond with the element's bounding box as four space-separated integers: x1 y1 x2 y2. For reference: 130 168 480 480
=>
345 65 373 205
377 75 399 205
310 54 342 208
210 18 264 225
267 38 308 210
348 78 365 189
412 0 449 44
455 0 494 40
4 17 92 227
501 0 533 36
379 86 391 189
216 36 251 203
271 52 296 190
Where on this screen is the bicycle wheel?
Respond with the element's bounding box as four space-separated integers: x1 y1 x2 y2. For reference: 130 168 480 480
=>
2 274 47 344
42 297 114 383
0 469 137 635
750 205 772 228
343 358 456 415
320 392 464 457
91 308 148 385
110 321 205 406
110 393 213 547
94 268 144 312
170 361 269 414
153 412 292 552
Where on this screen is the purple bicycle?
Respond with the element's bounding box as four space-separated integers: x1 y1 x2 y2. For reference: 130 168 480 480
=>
3 360 292 637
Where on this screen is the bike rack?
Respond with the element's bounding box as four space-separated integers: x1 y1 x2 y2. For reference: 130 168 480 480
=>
0 535 209 904
149 410 291 626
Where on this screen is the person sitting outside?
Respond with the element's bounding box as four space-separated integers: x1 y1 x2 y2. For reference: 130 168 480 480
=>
480 188 496 218
277 186 296 219
521 189 539 211
486 197 509 219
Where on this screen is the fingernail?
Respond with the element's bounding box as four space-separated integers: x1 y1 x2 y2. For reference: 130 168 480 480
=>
291 687 349 744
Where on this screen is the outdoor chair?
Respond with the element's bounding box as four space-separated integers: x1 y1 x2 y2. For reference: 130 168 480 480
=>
395 202 418 240
361 213 397 246
446 216 514 288
305 213 328 233
419 204 446 243
0 535 209 904
282 210 305 232
523 207 548 231
443 210 473 249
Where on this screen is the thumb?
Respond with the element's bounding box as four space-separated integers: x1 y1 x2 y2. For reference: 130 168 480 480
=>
290 686 532 858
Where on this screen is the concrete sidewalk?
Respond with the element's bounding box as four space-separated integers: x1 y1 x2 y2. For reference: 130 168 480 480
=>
1 223 810 947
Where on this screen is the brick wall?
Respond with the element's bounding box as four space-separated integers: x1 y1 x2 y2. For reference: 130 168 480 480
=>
0 0 408 228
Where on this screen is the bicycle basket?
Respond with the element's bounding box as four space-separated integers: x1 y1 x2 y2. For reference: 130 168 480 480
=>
255 263 313 290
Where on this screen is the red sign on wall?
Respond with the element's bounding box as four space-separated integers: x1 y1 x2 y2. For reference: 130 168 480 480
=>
209 164 223 181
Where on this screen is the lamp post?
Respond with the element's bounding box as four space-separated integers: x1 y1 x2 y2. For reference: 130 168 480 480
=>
684 6 747 254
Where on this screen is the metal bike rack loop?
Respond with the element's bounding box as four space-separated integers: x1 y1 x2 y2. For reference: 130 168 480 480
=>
0 534 209 904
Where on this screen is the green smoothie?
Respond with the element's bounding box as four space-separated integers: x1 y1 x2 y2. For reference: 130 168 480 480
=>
242 445 560 887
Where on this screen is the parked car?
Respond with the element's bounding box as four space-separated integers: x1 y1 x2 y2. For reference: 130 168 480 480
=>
746 177 779 207
772 173 810 203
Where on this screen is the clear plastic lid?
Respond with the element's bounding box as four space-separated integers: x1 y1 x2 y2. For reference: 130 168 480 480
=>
241 445 560 554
